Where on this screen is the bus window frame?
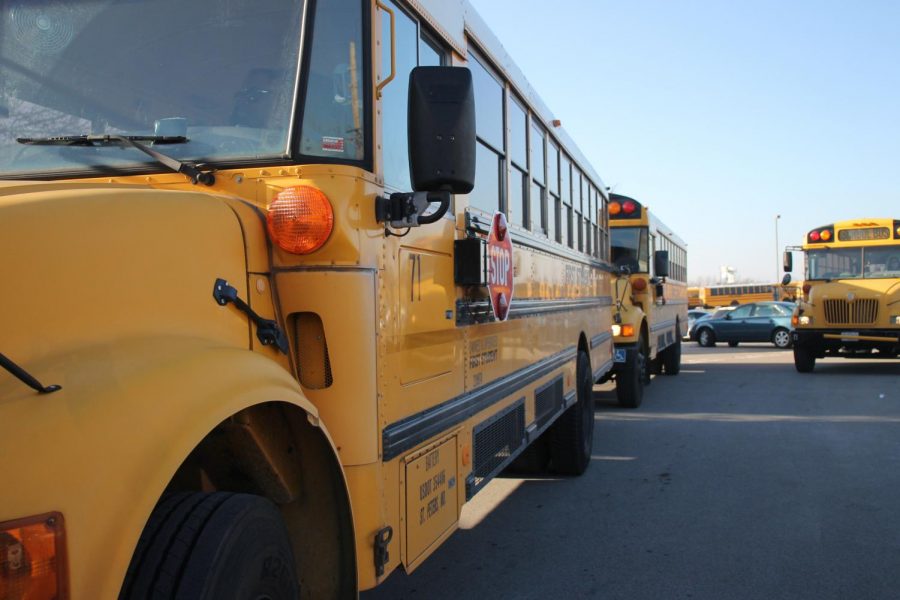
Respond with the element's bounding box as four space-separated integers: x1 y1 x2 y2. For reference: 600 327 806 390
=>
292 0 374 171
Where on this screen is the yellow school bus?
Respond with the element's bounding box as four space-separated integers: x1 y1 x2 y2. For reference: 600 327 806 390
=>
687 287 704 309
698 283 777 308
785 218 900 372
0 0 615 597
603 194 688 407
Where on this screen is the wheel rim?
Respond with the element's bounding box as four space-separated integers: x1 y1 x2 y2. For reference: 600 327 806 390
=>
700 330 710 345
775 331 789 347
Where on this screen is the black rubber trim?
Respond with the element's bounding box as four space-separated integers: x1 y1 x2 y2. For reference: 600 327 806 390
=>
650 318 677 333
590 331 612 349
382 346 577 461
457 296 612 326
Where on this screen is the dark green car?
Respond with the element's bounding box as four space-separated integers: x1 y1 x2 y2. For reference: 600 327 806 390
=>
693 302 795 348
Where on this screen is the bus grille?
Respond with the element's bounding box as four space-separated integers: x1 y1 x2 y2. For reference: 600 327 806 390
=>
468 400 525 498
823 299 878 324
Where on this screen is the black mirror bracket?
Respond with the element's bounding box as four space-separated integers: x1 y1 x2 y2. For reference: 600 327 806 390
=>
376 191 450 235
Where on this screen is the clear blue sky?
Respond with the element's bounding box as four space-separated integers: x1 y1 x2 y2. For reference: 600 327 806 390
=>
468 0 900 283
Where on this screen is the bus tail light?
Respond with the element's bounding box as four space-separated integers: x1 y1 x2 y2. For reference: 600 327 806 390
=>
622 200 637 214
0 512 67 600
267 186 334 254
631 278 647 291
802 283 812 294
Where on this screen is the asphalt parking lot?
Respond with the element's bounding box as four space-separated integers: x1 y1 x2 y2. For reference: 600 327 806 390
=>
363 344 900 600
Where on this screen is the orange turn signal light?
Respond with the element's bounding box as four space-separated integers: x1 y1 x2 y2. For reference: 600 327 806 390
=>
609 201 622 216
266 186 334 254
0 512 67 600
621 324 635 337
820 229 832 241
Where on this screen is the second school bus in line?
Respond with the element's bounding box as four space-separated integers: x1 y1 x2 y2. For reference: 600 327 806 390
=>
0 0 615 597
602 194 688 407
785 218 900 372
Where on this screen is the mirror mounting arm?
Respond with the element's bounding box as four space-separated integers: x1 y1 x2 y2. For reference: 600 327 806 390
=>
375 191 450 231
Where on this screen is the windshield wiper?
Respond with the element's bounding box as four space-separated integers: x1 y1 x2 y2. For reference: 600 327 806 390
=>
16 134 215 186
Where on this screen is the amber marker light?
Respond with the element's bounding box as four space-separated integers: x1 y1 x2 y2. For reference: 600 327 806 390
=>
820 229 832 241
609 201 622 216
621 324 635 337
0 512 68 600
266 186 334 254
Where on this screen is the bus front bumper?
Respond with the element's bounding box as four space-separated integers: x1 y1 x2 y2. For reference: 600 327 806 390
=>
793 328 900 356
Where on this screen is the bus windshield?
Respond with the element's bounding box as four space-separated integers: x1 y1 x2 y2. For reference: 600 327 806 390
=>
0 0 305 177
611 227 648 272
807 245 900 280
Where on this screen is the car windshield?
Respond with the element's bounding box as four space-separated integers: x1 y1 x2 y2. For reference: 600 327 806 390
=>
0 0 305 177
806 245 900 280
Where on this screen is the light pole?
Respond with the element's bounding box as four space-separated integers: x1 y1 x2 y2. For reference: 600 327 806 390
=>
774 214 781 299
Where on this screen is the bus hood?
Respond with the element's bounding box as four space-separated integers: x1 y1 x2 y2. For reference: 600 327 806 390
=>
809 278 900 300
0 180 252 397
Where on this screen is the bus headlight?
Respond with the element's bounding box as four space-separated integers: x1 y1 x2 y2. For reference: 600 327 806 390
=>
798 315 812 326
611 324 634 337
891 315 900 325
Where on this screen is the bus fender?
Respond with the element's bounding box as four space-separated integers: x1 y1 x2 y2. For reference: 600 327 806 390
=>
0 336 355 599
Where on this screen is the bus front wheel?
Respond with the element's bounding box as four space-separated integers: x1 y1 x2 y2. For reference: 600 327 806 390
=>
120 492 298 600
549 350 594 476
662 336 682 375
794 342 816 373
616 340 646 408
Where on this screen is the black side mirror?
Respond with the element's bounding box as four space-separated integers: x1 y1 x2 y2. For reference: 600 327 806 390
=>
653 250 669 278
724 313 732 320
781 273 792 285
783 251 793 272
408 66 476 194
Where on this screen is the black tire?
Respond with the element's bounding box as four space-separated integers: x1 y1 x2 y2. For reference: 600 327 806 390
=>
508 435 550 474
662 336 682 376
120 493 298 600
616 339 646 408
772 327 792 349
794 342 816 373
549 350 594 476
728 341 739 348
697 327 716 347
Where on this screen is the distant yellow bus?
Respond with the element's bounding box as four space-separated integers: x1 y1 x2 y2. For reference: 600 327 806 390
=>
687 287 703 308
603 194 688 407
698 283 777 308
786 218 900 371
0 1 614 597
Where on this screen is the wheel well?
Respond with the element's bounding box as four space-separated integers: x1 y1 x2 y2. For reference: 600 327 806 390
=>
162 402 356 599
